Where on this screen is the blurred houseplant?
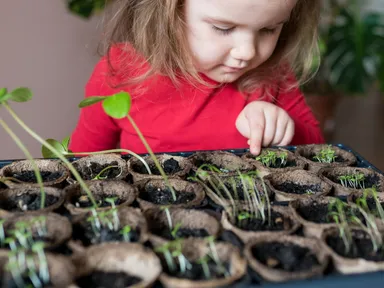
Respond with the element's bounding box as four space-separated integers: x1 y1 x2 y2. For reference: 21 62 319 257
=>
303 0 384 141
66 0 111 18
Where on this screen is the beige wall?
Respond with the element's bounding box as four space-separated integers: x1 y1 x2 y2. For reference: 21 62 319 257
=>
0 0 101 160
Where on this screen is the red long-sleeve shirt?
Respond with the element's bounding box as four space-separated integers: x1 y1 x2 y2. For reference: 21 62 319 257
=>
69 46 324 154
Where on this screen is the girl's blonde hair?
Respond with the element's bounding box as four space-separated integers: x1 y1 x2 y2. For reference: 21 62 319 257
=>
101 0 321 94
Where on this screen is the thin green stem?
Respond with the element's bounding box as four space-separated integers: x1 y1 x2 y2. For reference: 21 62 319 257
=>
64 149 151 174
0 118 46 209
4 103 98 208
126 114 176 201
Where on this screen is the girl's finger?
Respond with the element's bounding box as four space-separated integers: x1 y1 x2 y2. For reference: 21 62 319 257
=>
279 119 295 146
271 113 289 146
262 111 277 147
247 111 265 155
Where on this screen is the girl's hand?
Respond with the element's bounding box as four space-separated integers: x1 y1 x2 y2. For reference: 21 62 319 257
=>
236 101 295 155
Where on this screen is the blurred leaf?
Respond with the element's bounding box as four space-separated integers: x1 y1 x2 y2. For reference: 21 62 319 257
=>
102 92 131 119
0 88 7 98
42 139 66 159
78 96 107 108
9 87 32 102
62 136 71 150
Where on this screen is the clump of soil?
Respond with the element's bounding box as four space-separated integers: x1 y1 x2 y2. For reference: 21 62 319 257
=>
133 158 181 175
234 211 290 232
252 241 320 272
326 230 384 262
77 161 122 180
0 193 58 212
72 224 141 247
10 170 63 183
140 186 195 205
72 195 124 208
274 183 321 195
76 271 141 288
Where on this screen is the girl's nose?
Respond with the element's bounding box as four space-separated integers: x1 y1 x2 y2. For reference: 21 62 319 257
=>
230 39 256 62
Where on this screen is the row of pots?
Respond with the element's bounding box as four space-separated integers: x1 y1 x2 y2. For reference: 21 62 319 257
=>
0 144 364 190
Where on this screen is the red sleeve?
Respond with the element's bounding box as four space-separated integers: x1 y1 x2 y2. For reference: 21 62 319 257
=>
274 75 325 145
69 56 121 153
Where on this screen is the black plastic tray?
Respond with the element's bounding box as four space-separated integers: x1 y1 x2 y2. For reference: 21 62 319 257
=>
1 144 384 287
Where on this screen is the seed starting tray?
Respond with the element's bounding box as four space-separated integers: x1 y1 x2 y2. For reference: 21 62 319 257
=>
0 144 383 287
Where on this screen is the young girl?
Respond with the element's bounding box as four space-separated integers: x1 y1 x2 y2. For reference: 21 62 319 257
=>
69 0 324 156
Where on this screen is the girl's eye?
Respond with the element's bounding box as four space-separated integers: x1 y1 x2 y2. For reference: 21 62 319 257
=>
212 25 235 35
261 27 278 35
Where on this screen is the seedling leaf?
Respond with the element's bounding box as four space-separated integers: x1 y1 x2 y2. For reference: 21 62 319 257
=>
9 87 32 102
102 91 131 119
62 136 70 150
0 88 6 98
78 96 107 108
42 139 66 158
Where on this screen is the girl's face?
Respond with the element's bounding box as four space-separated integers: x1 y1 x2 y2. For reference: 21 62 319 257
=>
184 0 298 83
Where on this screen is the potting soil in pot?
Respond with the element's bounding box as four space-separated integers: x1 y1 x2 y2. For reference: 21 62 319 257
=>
77 161 122 180
72 224 141 246
252 241 320 272
274 182 321 195
1 193 58 212
235 211 289 232
152 226 209 240
76 271 141 288
10 170 64 183
162 258 230 280
140 186 195 205
72 195 124 208
133 158 181 175
326 230 384 261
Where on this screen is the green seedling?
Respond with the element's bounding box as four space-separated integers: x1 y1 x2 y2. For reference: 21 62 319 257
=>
32 242 49 284
78 91 176 201
350 204 383 253
105 197 120 230
92 165 121 180
161 206 173 230
120 225 132 242
196 255 211 279
256 150 288 168
313 145 337 163
306 190 315 195
170 240 191 274
171 223 182 239
154 242 176 272
0 88 45 209
205 236 229 277
0 87 97 208
328 198 353 253
0 219 5 246
338 173 365 189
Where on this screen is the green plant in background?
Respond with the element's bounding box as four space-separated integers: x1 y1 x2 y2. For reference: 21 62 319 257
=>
325 1 384 95
66 0 110 19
